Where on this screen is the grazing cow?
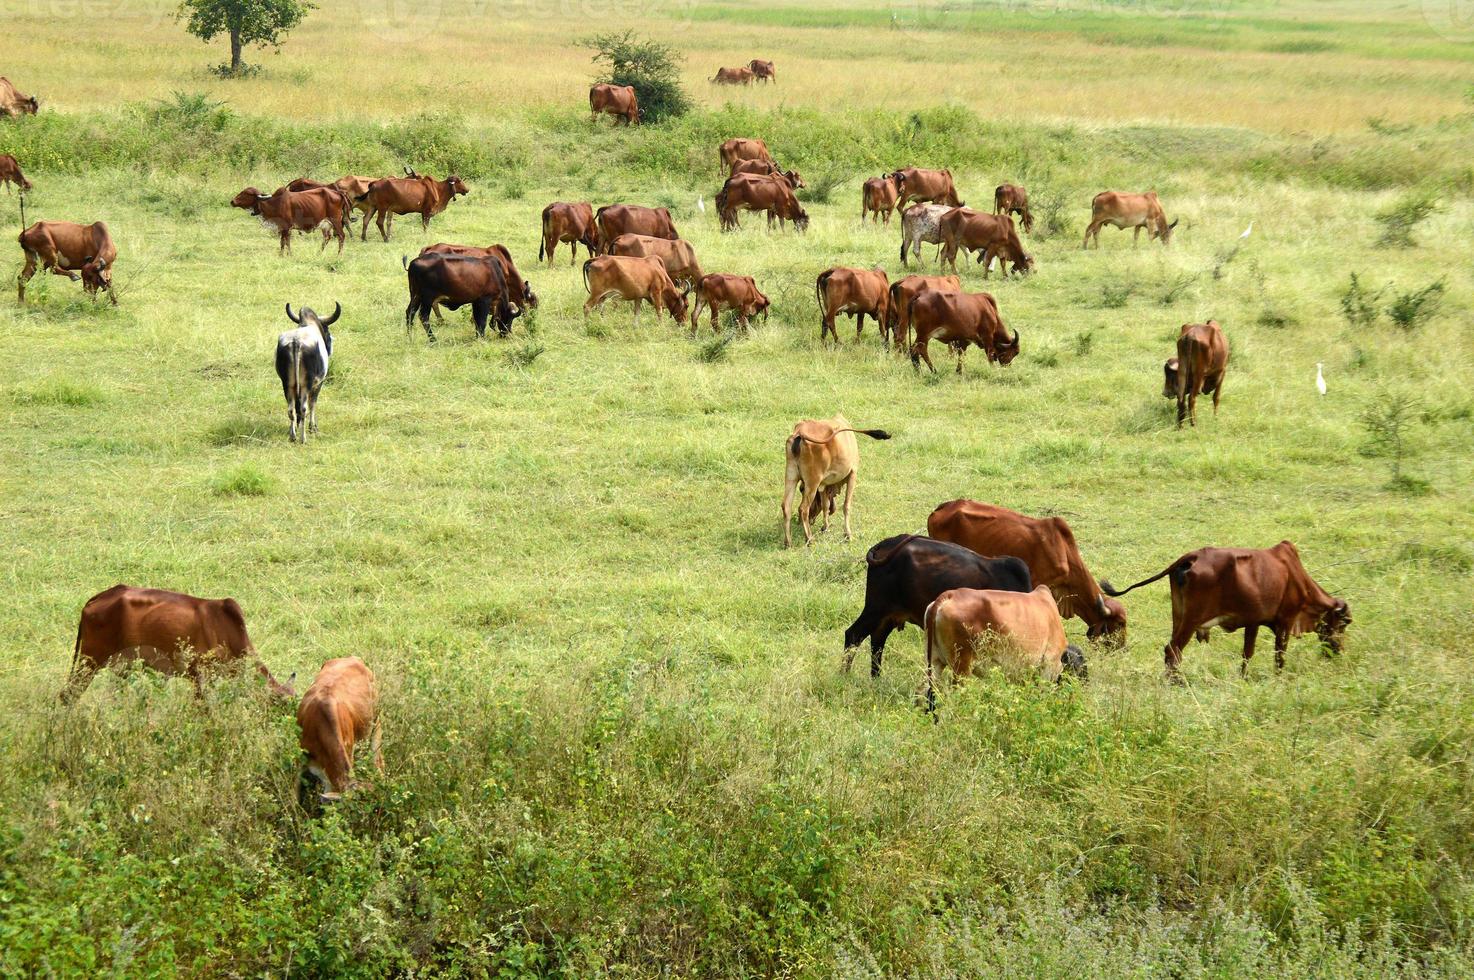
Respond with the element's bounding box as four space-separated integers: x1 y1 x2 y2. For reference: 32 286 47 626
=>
781 415 890 548
994 183 1033 233
690 273 769 335
938 209 1034 277
910 288 1020 372
894 167 963 210
18 220 116 304
861 173 901 225
418 242 537 313
0 153 31 193
842 534 1033 677
927 500 1127 644
886 273 959 351
748 59 775 82
355 172 468 242
231 185 350 254
595 204 679 253
718 137 773 172
539 201 598 265
590 83 640 125
716 174 809 232
923 586 1086 706
275 302 338 443
1164 319 1229 428
298 657 382 805
583 254 689 327
1083 190 1177 248
815 265 889 343
711 66 755 85
289 175 377 227
1102 540 1351 679
404 252 518 340
899 203 953 266
59 585 295 704
730 159 805 188
609 233 703 287
0 77 38 117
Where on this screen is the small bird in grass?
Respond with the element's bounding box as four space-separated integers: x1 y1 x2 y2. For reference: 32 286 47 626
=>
697 195 705 215
1240 221 1254 240
1316 362 1327 396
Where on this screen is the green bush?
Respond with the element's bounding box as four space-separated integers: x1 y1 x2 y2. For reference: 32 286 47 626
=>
1374 191 1440 247
582 31 691 125
1387 279 1445 331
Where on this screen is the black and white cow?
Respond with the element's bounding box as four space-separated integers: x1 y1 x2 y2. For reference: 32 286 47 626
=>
275 303 338 443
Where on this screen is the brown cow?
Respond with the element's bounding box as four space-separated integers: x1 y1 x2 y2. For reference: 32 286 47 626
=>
355 173 468 242
590 83 640 125
609 233 703 286
922 586 1085 707
994 183 1033 233
927 500 1127 644
1102 541 1351 679
716 174 809 232
718 137 773 172
298 656 382 805
895 167 963 210
748 59 775 82
909 288 1019 373
289 175 377 227
59 585 295 703
730 159 805 188
539 201 597 265
1083 190 1176 248
711 66 755 85
583 254 689 326
886 274 960 351
418 242 537 316
690 273 769 335
232 185 350 254
861 173 901 225
0 77 38 117
816 265 889 343
938 208 1034 277
781 415 891 548
405 252 519 340
1 154 31 193
1164 320 1229 428
18 220 116 304
595 204 679 253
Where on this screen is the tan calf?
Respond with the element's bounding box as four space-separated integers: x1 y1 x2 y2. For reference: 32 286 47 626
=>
781 414 891 548
298 656 382 804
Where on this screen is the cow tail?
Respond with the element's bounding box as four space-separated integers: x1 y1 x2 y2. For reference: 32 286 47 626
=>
69 613 85 677
923 599 938 717
290 337 305 425
814 269 832 311
787 434 802 458
582 258 593 294
538 208 549 261
1100 558 1185 598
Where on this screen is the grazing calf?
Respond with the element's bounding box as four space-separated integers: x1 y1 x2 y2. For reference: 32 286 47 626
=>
18 220 116 304
691 273 769 335
1102 540 1350 679
1164 319 1229 428
609 233 703 287
886 273 960 351
994 183 1033 233
909 288 1020 373
405 253 518 340
583 254 690 327
231 185 350 254
298 657 382 805
418 242 537 316
540 201 598 265
923 585 1086 708
711 66 756 85
862 173 901 225
938 209 1033 277
1083 190 1176 248
275 302 338 443
748 59 775 82
0 76 39 117
843 535 1033 677
894 167 963 210
288 175 377 228
781 415 891 548
899 203 953 266
816 265 889 343
716 174 809 232
595 204 680 253
590 83 640 125
354 172 468 242
0 154 31 193
718 137 773 172
60 585 295 703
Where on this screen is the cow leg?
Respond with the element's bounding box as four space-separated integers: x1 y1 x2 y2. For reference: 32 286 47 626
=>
798 482 818 546
841 471 856 541
954 345 965 375
1082 221 1100 249
1212 375 1224 415
912 338 937 373
1176 395 1188 429
1241 625 1257 678
472 297 491 338
279 227 291 254
854 311 865 341
58 658 99 705
1273 627 1289 671
360 209 372 242
781 469 799 548
1163 621 1195 682
17 253 37 302
1133 226 1142 247
376 210 389 242
1188 387 1199 427
631 298 641 327
308 379 323 435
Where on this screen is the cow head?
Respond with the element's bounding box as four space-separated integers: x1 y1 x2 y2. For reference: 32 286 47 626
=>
1160 217 1179 244
287 302 341 339
783 170 806 189
1014 253 1036 275
1316 599 1351 655
80 256 111 297
520 281 538 309
794 207 810 233
1086 594 1128 648
751 287 771 321
668 282 691 324
447 175 469 197
993 328 1020 365
230 187 264 212
21 95 38 115
1162 358 1180 398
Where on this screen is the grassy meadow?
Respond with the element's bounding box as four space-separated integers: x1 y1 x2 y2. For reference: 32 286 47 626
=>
3 0 1474 975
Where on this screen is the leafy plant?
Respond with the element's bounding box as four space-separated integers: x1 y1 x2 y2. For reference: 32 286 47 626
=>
697 332 736 363
1098 279 1136 309
1359 390 1422 486
176 0 316 76
505 341 545 369
799 168 847 205
1030 187 1071 239
1159 272 1199 306
1386 279 1445 331
1374 191 1439 248
581 31 690 124
1339 273 1383 329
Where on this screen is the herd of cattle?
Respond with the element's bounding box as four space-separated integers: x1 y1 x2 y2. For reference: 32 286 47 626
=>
6 68 1348 803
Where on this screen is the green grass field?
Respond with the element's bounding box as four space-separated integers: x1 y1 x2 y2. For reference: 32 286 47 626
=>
2 0 1474 975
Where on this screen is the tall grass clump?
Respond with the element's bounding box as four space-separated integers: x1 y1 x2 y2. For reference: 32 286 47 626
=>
582 31 691 124
1386 279 1445 331
1375 191 1440 247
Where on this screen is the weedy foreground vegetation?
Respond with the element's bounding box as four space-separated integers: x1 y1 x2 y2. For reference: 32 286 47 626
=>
1 1 1473 975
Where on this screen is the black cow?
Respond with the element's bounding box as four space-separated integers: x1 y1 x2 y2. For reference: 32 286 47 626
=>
403 253 519 340
843 534 1033 677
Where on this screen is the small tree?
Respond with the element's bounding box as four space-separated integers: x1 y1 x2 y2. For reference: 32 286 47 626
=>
1359 390 1422 487
177 0 314 76
581 31 690 124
